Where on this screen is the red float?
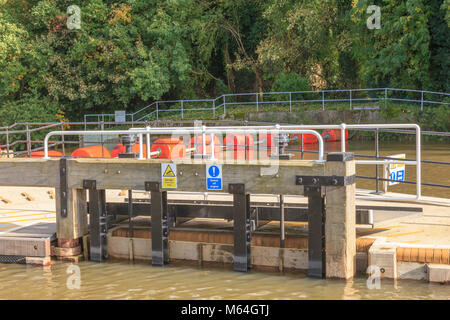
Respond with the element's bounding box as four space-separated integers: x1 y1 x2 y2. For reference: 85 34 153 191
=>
28 150 63 158
321 129 349 142
71 145 111 158
290 134 318 144
190 135 222 159
151 139 186 159
223 133 254 160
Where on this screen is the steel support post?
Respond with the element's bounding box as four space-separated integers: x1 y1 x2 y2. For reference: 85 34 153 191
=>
83 180 108 262
229 183 251 272
305 186 326 278
145 181 169 266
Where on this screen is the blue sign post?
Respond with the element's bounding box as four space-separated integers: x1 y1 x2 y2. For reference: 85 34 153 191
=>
206 164 222 190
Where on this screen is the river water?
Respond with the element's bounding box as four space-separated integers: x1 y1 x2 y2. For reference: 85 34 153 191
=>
1 141 448 300
0 261 449 300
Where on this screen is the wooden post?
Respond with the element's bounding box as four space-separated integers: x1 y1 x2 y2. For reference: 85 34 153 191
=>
324 152 356 280
55 187 88 240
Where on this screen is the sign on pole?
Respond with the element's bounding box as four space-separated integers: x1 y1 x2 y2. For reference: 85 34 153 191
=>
388 154 406 186
115 110 126 123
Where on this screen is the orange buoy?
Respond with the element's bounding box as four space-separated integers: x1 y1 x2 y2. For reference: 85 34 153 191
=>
111 144 147 158
71 145 111 158
223 133 254 160
151 138 186 159
290 134 318 145
28 150 63 158
190 135 222 159
322 129 349 142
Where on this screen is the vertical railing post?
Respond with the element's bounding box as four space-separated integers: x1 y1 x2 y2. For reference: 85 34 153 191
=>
5 127 10 157
384 88 387 109
213 99 216 118
256 93 259 112
421 91 424 111
60 123 65 156
223 95 226 116
322 91 325 111
156 102 159 120
26 124 31 157
289 92 292 112
181 100 184 120
349 90 352 110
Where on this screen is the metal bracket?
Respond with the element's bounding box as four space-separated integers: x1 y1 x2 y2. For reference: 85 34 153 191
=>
59 158 68 218
296 175 355 187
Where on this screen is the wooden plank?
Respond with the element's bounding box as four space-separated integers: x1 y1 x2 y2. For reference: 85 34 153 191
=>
0 158 59 187
0 236 51 257
67 159 324 195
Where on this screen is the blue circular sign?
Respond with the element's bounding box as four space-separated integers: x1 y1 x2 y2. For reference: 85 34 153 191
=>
208 165 220 177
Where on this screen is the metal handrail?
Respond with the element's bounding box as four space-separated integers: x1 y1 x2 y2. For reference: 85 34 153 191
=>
84 87 450 123
42 123 422 202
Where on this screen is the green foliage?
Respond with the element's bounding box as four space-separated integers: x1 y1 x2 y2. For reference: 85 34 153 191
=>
271 73 311 92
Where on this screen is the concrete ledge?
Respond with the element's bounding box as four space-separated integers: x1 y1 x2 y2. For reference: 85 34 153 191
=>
368 239 397 280
427 264 450 284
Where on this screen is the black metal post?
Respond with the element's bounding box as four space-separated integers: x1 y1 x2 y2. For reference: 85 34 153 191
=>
229 183 251 272
59 158 68 218
84 179 108 262
375 128 379 193
280 194 285 248
145 181 169 266
128 190 134 238
305 186 325 278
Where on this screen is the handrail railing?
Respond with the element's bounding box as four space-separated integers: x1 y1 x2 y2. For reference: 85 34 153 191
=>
84 87 450 123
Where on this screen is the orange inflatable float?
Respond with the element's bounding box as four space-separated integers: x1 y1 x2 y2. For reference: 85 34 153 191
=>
151 138 186 159
290 134 318 144
71 145 111 158
28 150 63 158
190 135 222 159
321 129 349 142
223 133 254 160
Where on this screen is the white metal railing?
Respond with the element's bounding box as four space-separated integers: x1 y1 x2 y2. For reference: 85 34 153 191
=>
43 123 421 201
84 87 449 123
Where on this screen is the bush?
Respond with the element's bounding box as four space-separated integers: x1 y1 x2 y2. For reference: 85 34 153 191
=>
270 73 311 101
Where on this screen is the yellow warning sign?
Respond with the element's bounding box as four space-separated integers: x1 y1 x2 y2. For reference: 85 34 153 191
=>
163 165 176 177
161 163 177 188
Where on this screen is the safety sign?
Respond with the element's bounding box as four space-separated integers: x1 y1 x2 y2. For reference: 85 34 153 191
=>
206 164 222 190
161 163 177 188
388 154 405 186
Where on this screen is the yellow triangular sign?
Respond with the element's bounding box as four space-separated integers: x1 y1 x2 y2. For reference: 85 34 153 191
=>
163 165 175 177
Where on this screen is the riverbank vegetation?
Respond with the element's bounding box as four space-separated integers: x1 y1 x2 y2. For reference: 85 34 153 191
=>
0 0 448 127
